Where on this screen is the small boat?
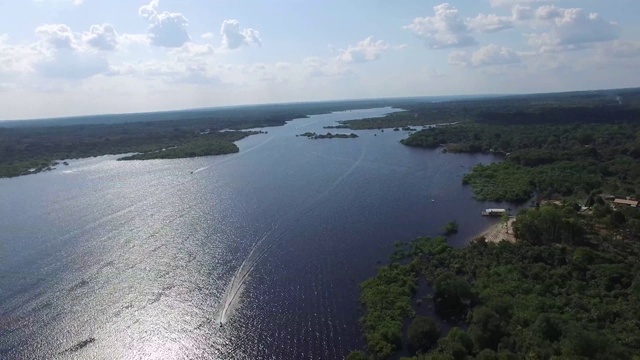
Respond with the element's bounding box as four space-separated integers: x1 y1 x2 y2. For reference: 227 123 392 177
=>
482 208 507 216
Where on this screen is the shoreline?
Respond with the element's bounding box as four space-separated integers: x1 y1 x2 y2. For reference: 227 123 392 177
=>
475 217 516 243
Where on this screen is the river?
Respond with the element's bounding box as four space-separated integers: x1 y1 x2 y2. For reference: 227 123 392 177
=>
0 107 503 359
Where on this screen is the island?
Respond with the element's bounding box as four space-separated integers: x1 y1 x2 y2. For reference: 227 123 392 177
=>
0 100 395 178
298 132 359 139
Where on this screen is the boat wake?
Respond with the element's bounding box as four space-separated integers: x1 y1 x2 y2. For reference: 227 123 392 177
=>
217 146 367 324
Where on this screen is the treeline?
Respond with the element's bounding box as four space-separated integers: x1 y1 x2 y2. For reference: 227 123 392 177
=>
338 111 465 130
350 237 455 359
336 87 640 131
0 106 287 177
118 131 256 160
298 132 359 139
349 204 640 359
1 98 402 178
402 122 640 202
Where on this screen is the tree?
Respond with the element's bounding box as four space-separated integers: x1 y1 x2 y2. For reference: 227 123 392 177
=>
435 327 473 360
469 307 505 351
532 313 562 342
345 351 368 360
585 194 595 207
433 273 473 318
444 221 459 235
512 206 585 245
476 349 497 360
501 212 509 234
408 316 441 354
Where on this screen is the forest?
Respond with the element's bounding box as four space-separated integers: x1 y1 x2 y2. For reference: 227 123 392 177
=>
0 97 407 178
400 95 640 203
117 131 258 160
349 203 640 360
347 87 640 360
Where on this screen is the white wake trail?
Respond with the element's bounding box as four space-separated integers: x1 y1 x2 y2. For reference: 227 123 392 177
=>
217 145 367 323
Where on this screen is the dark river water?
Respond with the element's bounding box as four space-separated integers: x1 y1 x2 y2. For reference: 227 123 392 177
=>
0 107 503 359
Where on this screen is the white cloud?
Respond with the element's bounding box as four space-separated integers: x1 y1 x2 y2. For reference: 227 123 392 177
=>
530 7 620 52
449 44 521 67
606 40 640 58
138 0 190 48
35 24 78 50
34 0 84 5
338 37 391 63
468 13 514 33
220 19 261 50
303 57 349 77
109 59 219 85
107 42 219 85
0 36 40 78
36 49 109 79
512 5 534 21
535 5 563 21
32 23 116 79
175 43 215 58
490 0 554 8
82 24 118 51
404 3 476 49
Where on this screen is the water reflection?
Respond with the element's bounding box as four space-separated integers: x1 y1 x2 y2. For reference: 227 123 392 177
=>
0 108 502 359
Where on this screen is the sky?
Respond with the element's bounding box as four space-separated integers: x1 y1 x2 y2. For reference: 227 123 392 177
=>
1 0 639 119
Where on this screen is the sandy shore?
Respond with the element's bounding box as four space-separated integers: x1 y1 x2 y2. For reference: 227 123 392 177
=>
477 217 516 243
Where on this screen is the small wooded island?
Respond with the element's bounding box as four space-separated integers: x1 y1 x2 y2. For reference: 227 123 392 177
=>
0 100 390 178
298 132 359 139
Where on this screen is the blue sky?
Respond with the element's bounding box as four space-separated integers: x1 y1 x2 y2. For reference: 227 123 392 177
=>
1 0 639 119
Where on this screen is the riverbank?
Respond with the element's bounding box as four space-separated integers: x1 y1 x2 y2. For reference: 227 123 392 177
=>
476 217 516 243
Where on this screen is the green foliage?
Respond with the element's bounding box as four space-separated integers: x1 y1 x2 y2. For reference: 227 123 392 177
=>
432 327 473 360
119 131 254 160
358 221 640 360
360 261 418 358
403 120 640 202
298 132 358 139
469 307 505 351
379 90 640 359
413 236 640 359
407 316 441 354
433 273 473 319
338 111 468 130
476 349 497 360
462 162 534 202
512 205 585 246
443 221 459 235
345 351 368 360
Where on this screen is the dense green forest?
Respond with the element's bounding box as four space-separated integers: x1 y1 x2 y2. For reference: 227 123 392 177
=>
400 98 640 202
118 131 257 160
347 88 640 360
337 87 640 131
349 204 640 360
